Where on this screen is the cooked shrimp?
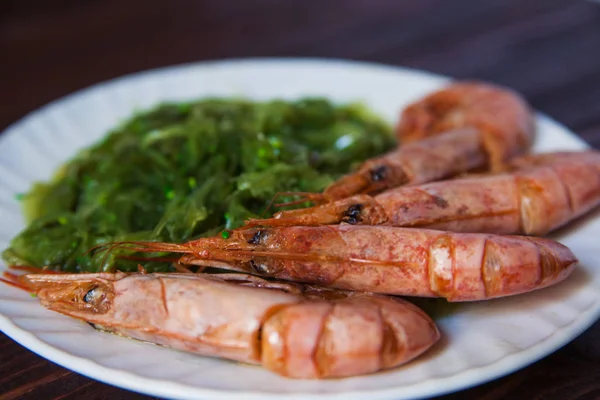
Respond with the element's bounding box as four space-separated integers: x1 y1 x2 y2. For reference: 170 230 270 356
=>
246 151 600 236
18 272 439 379
103 225 577 302
396 80 535 166
286 81 535 206
311 127 486 203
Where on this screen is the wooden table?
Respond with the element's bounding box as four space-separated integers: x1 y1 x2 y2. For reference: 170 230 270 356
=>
1 0 600 398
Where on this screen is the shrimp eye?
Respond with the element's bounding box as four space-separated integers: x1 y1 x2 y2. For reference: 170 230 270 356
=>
249 259 278 275
84 286 99 304
342 204 363 224
78 283 112 313
247 229 266 245
370 165 387 182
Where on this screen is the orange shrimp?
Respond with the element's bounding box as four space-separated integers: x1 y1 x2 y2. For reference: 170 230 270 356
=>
18 272 439 379
100 225 577 302
286 81 535 206
396 81 535 162
246 151 600 236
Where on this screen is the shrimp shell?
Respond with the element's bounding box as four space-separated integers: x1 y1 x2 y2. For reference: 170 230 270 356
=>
396 81 535 169
124 225 578 302
21 272 440 379
292 81 535 205
247 151 600 236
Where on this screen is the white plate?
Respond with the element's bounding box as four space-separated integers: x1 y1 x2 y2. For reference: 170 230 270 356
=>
0 59 599 400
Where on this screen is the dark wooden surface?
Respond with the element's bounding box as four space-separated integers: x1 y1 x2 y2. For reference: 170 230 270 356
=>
1 0 600 399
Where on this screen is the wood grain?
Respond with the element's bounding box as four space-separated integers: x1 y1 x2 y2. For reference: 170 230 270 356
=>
1 0 600 399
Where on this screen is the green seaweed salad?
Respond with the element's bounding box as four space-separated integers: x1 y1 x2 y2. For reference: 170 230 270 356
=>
3 98 395 273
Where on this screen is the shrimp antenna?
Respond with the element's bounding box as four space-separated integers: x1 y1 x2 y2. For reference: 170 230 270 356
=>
86 241 191 271
0 264 65 292
88 241 190 255
266 191 324 211
0 271 30 291
9 265 61 274
260 192 282 217
119 255 181 263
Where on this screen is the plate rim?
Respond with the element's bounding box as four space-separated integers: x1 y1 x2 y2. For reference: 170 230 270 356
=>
0 57 598 400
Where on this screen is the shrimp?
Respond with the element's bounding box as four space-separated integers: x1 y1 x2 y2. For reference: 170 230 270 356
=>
309 127 486 203
18 272 439 379
246 151 600 236
287 81 535 205
396 81 534 156
107 225 578 302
